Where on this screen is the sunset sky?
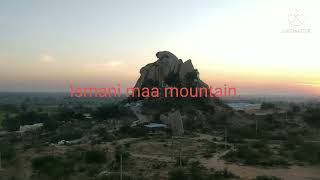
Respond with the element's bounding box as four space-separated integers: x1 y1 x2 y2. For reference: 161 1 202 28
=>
0 0 319 96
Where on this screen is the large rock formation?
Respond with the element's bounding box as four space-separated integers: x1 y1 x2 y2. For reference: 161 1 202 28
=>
134 51 208 88
168 109 184 136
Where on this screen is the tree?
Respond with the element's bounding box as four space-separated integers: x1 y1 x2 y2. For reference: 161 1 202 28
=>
189 161 205 180
165 72 181 87
0 143 16 161
304 108 320 128
18 111 49 125
168 168 188 180
290 104 301 113
115 146 130 163
0 104 19 113
32 155 74 178
85 150 106 164
95 104 130 120
265 114 274 125
260 102 276 110
185 70 199 88
1 114 20 132
43 118 59 131
57 105 75 121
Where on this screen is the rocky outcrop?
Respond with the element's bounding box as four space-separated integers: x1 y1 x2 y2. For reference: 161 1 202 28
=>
168 109 184 136
134 51 207 88
179 59 194 81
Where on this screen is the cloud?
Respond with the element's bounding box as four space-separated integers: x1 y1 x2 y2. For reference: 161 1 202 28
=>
102 61 124 67
297 82 320 87
84 61 125 71
40 54 55 63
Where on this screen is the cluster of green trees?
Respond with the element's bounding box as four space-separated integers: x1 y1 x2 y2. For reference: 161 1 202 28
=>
0 142 16 166
260 102 276 110
304 107 320 128
1 102 134 132
32 155 75 178
224 140 290 166
1 110 52 132
29 141 136 179
95 103 132 120
281 136 320 164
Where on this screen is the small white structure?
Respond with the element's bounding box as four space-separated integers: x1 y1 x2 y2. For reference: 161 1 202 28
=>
227 103 261 111
58 140 71 145
83 113 93 119
19 123 43 133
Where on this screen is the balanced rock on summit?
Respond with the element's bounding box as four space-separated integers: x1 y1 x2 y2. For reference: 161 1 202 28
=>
134 51 208 88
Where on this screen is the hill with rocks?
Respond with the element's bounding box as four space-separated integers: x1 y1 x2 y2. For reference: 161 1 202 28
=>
134 51 208 89
128 51 245 134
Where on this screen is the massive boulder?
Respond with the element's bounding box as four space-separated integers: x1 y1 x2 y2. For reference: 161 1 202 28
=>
179 59 194 81
134 51 207 88
168 109 184 136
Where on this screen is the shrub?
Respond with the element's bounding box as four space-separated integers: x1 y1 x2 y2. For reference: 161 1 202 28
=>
261 102 276 110
1 115 20 132
304 108 320 128
95 103 132 120
115 146 130 163
52 128 83 142
224 142 276 166
85 150 106 164
0 143 16 161
168 168 188 180
175 156 189 166
293 143 320 164
43 118 59 131
212 168 237 178
32 155 74 178
87 164 102 176
255 175 282 180
189 161 206 180
118 125 148 138
96 173 133 180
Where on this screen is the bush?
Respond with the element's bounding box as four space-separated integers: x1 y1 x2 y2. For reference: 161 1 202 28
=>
96 173 133 180
0 143 16 161
52 128 83 142
85 150 106 164
43 118 59 131
118 125 148 138
1 115 20 132
211 168 237 178
255 175 282 180
189 161 205 180
293 143 320 164
224 142 277 166
229 126 256 141
115 146 130 163
18 111 49 125
95 127 114 141
95 104 132 120
175 156 189 166
168 168 188 180
304 108 320 128
261 102 276 110
32 155 74 178
87 164 102 176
